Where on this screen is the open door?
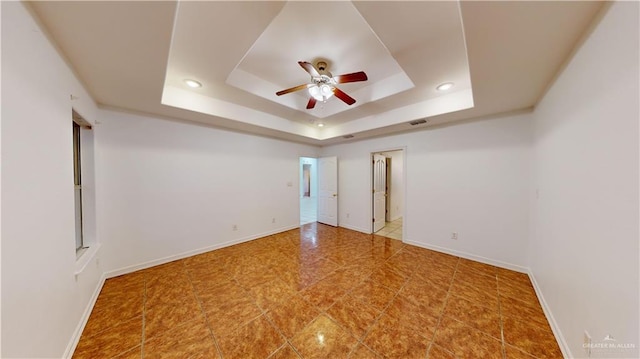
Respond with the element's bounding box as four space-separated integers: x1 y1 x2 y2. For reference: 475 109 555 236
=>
373 154 386 232
318 156 338 226
385 157 392 222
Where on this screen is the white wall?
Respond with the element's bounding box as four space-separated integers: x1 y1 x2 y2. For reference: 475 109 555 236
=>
322 112 532 269
1 2 102 357
529 2 639 358
0 3 4 357
3 2 637 359
96 109 320 274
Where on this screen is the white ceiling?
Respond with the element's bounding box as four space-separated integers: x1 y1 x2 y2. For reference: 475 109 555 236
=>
224 1 416 119
29 1 604 146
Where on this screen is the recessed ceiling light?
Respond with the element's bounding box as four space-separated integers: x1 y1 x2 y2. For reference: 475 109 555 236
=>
184 79 202 88
317 123 325 127
436 82 454 91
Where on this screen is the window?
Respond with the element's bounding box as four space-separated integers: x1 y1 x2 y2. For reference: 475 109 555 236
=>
73 120 84 251
73 110 93 253
72 110 98 272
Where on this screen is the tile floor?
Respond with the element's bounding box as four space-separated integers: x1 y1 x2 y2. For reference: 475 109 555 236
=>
374 217 403 241
300 196 317 225
73 223 562 359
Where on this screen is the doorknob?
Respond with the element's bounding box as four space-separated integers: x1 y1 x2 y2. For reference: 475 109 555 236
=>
332 194 337 197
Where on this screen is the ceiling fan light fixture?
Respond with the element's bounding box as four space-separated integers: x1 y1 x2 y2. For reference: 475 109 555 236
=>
308 85 322 101
184 79 202 88
309 84 334 101
321 84 333 98
436 82 454 91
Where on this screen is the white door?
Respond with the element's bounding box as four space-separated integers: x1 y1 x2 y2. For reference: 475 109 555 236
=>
373 154 386 232
318 156 338 226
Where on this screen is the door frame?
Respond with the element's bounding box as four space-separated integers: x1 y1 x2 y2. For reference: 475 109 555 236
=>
372 153 387 233
298 156 319 226
385 156 392 222
369 147 407 241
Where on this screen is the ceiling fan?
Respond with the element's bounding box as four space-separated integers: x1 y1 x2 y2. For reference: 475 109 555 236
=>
276 61 368 109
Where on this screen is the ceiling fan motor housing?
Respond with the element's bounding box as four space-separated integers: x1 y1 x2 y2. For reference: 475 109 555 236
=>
315 61 332 77
314 75 335 85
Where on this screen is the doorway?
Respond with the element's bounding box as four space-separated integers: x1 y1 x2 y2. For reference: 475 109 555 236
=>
300 157 318 225
371 150 404 240
302 164 312 197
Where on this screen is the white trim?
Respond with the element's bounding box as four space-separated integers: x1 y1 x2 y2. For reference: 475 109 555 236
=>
404 239 570 357
74 243 101 276
65 225 299 357
63 273 106 358
338 223 371 234
404 239 528 273
63 227 571 359
104 225 299 279
528 270 570 359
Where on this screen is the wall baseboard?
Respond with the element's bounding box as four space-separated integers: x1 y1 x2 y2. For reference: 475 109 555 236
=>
528 270 570 359
105 225 299 279
404 239 528 273
65 228 570 359
338 223 371 234
63 273 107 359
403 239 569 358
64 225 298 357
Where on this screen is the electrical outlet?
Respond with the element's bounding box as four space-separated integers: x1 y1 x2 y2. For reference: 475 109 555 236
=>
584 330 592 357
272 218 276 223
451 232 458 240
346 213 350 218
232 224 238 231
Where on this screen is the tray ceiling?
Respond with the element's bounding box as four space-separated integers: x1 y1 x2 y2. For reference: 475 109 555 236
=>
28 1 604 145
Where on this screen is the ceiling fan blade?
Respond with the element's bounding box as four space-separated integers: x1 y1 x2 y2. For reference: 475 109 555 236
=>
298 61 320 77
276 83 312 96
333 87 356 105
333 71 368 84
306 97 317 109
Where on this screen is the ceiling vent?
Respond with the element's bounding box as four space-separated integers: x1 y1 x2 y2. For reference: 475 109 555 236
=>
409 119 428 126
343 134 354 139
